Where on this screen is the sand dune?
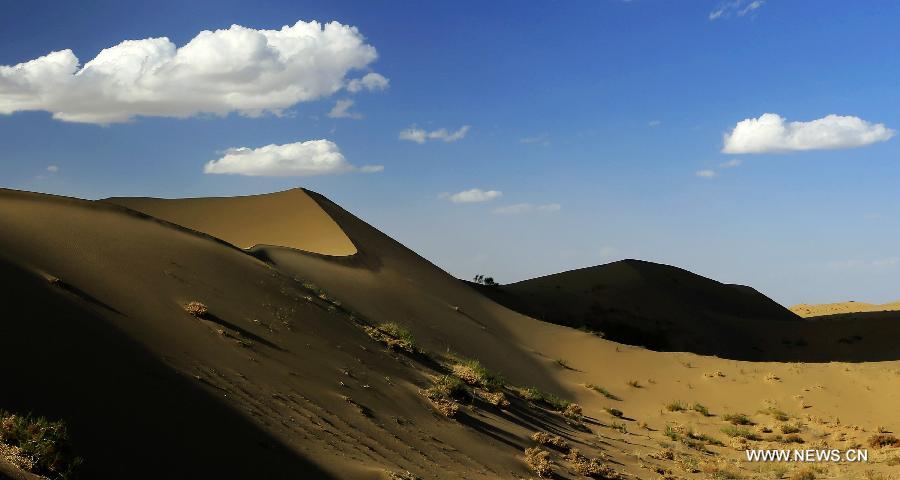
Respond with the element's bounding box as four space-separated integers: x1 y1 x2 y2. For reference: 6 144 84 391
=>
3 187 900 480
791 300 900 318
106 189 357 255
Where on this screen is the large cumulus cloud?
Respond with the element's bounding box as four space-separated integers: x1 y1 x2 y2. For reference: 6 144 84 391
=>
0 20 386 124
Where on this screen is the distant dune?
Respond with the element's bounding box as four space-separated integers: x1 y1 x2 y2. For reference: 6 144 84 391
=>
790 300 900 318
3 187 900 479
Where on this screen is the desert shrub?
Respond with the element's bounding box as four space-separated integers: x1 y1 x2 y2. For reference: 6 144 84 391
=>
723 413 754 425
664 424 680 441
563 403 583 421
604 407 623 418
0 411 82 479
422 375 467 417
626 380 641 388
666 400 686 412
451 359 504 391
366 322 417 353
585 384 619 400
780 434 804 444
518 386 572 411
691 402 711 417
760 407 790 421
531 431 569 451
868 433 900 449
722 425 759 441
780 422 802 434
183 301 209 317
565 448 618 478
524 447 553 477
476 389 509 408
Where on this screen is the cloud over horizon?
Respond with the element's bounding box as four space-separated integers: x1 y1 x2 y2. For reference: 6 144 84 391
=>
327 99 362 119
399 125 470 144
722 113 895 154
203 139 382 177
441 188 502 203
0 20 385 124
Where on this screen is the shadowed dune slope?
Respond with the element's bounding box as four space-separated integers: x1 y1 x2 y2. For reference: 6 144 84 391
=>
470 260 800 359
106 189 357 255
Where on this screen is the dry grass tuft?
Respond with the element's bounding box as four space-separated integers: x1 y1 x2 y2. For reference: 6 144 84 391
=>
524 447 554 478
531 431 570 451
565 448 619 478
723 413 754 425
183 301 209 317
421 375 466 418
365 322 417 353
0 411 82 479
476 389 510 408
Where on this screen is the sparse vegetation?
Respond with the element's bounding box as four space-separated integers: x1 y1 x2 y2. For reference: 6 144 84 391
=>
183 300 209 317
565 448 618 478
691 402 712 417
604 407 624 418
0 411 82 479
563 403 583 422
790 467 817 480
365 322 417 353
555 358 571 369
524 447 553 477
723 413 754 425
780 422 802 434
722 425 759 441
451 359 504 391
585 383 619 400
760 407 790 422
868 433 900 449
626 380 641 388
422 375 466 418
531 431 569 451
666 400 686 412
518 386 572 411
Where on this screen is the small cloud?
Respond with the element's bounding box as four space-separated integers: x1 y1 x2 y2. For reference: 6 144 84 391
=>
203 139 382 177
346 72 389 93
719 158 742 168
520 133 550 146
441 188 502 203
327 99 362 119
722 113 895 154
648 120 662 127
492 203 561 214
399 125 470 144
695 169 717 179
709 0 765 20
46 165 59 173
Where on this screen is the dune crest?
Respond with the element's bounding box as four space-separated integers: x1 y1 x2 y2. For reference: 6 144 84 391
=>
106 188 357 256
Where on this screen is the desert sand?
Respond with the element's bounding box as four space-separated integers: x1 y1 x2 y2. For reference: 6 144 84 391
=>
2 188 900 480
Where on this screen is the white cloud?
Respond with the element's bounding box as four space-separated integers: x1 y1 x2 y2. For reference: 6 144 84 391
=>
695 169 717 179
399 125 470 144
492 203 561 214
441 188 502 203
327 99 362 119
203 139 382 177
46 165 59 173
719 158 742 168
722 113 895 154
648 120 662 127
0 21 386 124
346 72 389 93
709 0 765 20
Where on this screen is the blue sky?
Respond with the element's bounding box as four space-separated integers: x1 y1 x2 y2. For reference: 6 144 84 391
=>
3 0 900 306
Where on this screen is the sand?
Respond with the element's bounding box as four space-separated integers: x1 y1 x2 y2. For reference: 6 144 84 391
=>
3 187 900 480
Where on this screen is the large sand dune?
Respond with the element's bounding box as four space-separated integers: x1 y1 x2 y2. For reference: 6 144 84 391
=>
3 188 900 480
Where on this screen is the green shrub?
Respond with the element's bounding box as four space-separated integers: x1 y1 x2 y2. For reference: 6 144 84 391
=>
0 411 82 479
585 383 620 400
